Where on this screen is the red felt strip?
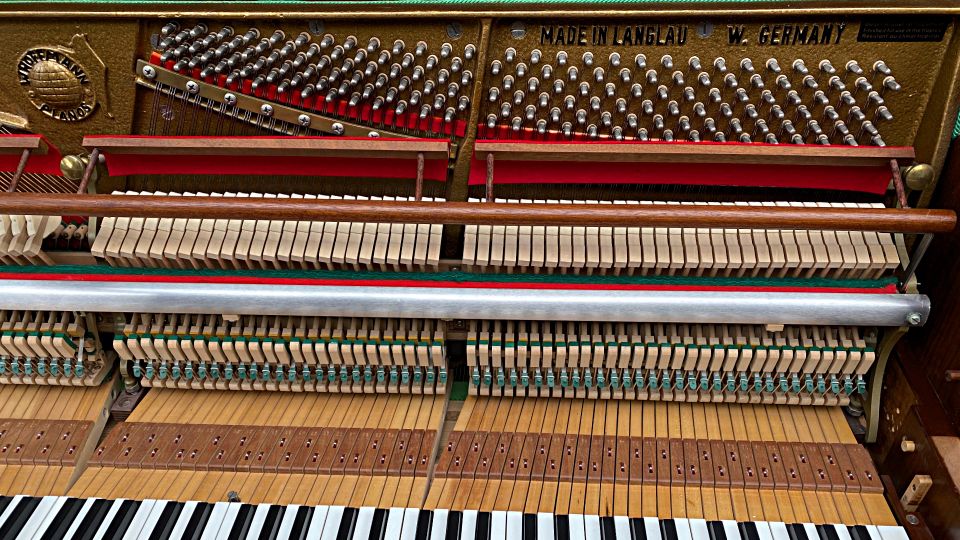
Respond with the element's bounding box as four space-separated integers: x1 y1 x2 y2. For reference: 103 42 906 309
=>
0 135 63 175
0 271 898 295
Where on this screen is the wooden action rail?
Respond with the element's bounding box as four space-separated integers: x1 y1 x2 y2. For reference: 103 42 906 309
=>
0 193 953 234
0 135 53 194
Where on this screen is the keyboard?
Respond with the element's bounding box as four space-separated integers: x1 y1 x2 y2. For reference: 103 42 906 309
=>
0 495 909 540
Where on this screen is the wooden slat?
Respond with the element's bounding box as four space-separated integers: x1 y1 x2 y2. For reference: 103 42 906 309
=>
82 135 449 160
474 141 915 167
0 193 952 233
0 135 48 155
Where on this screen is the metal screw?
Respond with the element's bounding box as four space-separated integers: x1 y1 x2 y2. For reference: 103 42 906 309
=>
446 22 463 39
696 21 714 38
185 80 200 94
331 122 345 135
510 21 526 39
223 93 237 106
906 312 923 326
307 20 325 36
367 131 380 138
260 104 274 116
226 491 241 503
141 65 157 79
905 514 920 526
297 114 311 127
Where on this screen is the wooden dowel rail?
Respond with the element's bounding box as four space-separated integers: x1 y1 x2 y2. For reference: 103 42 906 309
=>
0 193 953 233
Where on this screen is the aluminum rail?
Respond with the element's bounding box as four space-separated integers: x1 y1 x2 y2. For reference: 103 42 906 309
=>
0 279 929 326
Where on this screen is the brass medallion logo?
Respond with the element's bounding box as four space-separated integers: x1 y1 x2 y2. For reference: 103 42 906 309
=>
17 47 97 121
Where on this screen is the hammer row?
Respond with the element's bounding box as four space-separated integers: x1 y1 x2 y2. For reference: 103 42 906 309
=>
463 200 899 279
0 215 61 266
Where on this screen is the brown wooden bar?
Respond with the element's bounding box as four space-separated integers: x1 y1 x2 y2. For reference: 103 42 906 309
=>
0 135 48 155
473 140 915 167
0 192 953 233
82 135 450 160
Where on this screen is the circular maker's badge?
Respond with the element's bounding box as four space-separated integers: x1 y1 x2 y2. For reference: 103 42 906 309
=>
17 48 97 122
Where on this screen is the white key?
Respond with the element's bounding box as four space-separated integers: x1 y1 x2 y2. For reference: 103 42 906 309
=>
246 504 274 540
644 518 663 540
506 511 523 540
275 504 302 540
138 500 172 539
401 508 420 540
722 520 743 539
832 524 853 540
490 510 507 540
430 509 449 540
613 516 631 540
583 514 601 540
382 508 405 540
689 518 710 539
320 506 346 540
803 523 821 540
16 496 62 540
768 521 791 540
213 502 244 540
121 499 159 540
61 498 99 540
537 513 554 540
568 514 586 540
303 504 330 540
672 518 694 540
751 521 774 540
0 495 27 529
352 507 376 540
91 499 128 540
461 510 478 540
199 502 232 540
876 525 909 540
167 501 199 540
28 497 72 540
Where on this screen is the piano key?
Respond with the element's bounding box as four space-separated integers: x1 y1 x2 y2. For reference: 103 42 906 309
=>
12 495 63 540
292 507 314 540
303 504 330 540
847 526 870 540
873 526 905 540
707 521 727 540
671 518 694 540
802 524 820 540
787 524 809 540
0 496 35 533
414 510 432 540
628 518 646 540
68 500 111 540
224 504 255 539
320 506 346 540
644 518 663 540
660 519 678 540
739 522 761 540
351 507 375 540
141 500 180 540
337 506 358 540
722 520 743 540
490 511 507 540
460 510 477 540
599 517 616 540
830 525 852 540
583 515 601 540
522 514 536 540
243 504 273 540
180 501 214 540
751 522 776 540
444 511 461 540
88 499 138 540
817 525 839 540
555 515 570 540
612 517 630 540
119 499 160 540
275 504 304 540
399 509 420 540
688 519 709 540
368 508 387 540
0 498 12 518
165 501 200 540
260 505 288 540
381 508 404 540
568 514 585 540
198 501 232 540
429 509 448 540
767 522 789 540
40 498 89 540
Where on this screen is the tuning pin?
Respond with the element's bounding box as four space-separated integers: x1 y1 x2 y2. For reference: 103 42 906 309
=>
527 77 539 92
822 105 839 121
703 118 717 134
663 129 675 141
615 98 627 113
781 119 796 136
604 52 620 68
541 65 554 80
765 58 782 73
860 120 878 137
388 63 402 78
750 74 764 89
792 59 808 75
653 114 665 130
708 88 722 103
499 102 511 118
464 44 476 60
512 90 524 105
855 77 873 93
377 50 391 65
678 115 691 132
515 62 526 77
401 53 415 69
720 103 733 118
871 134 886 146
626 113 638 129
646 70 658 84
688 130 701 142
553 79 565 94
161 22 180 36
787 90 802 106
375 73 388 89
843 133 859 146
813 90 829 106
353 49 367 64
769 104 785 120
536 119 547 134
617 68 631 83
447 82 460 98
365 37 380 53
714 131 727 142
867 91 885 107
744 104 758 119
838 90 856 106
761 90 776 105
502 75 514 91
740 58 755 73
583 52 594 66
564 95 576 110
802 75 818 89
611 125 624 140
683 87 696 101
661 54 674 69
688 56 702 71
488 87 500 102
693 102 706 117
846 60 863 75
876 106 893 121
576 109 587 125
755 119 769 135
491 60 503 76
510 117 523 131
445 106 457 123
672 71 685 86
458 95 470 112
425 55 439 71
605 83 616 97
806 119 822 135
189 23 208 39
601 111 613 127
735 88 749 103
634 54 647 69
537 92 550 109
505 48 518 63
631 83 643 98
556 51 568 66
577 82 590 96
637 128 650 141
776 75 791 90
883 76 901 92
724 73 738 88
657 85 669 100
589 96 601 111
549 107 561 123
525 104 536 120
568 66 579 81
594 67 605 82
714 57 727 72
642 100 654 115
873 60 892 76
667 101 680 116
796 104 811 120
561 122 573 138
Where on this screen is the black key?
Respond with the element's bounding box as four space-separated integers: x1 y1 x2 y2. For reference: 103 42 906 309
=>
75 499 113 540
226 504 256 539
0 497 12 517
739 522 761 540
41 498 87 540
848 526 871 540
599 517 617 540
415 510 432 540
628 517 646 540
258 505 286 540
0 496 41 540
661 519 679 540
556 515 571 540
523 513 537 540
476 511 491 540
149 502 185 540
818 525 840 540
788 524 810 540
105 500 142 540
291 506 313 540
707 521 727 540
185 502 215 540
336 507 358 540
371 508 389 540
444 511 461 540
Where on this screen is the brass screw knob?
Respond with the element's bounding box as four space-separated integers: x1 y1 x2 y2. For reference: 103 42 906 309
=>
59 154 89 181
901 438 916 453
904 163 935 191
